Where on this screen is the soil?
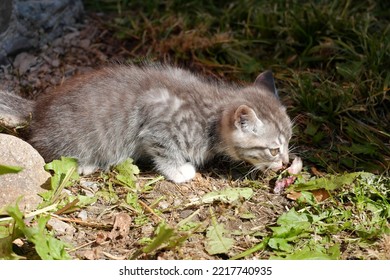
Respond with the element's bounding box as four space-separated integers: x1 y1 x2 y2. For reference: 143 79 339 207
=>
1 14 294 260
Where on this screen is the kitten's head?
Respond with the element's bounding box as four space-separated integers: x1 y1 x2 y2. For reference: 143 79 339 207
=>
221 71 292 171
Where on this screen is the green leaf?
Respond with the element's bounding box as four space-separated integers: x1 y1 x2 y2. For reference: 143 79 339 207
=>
277 208 310 228
6 204 71 260
205 223 234 255
115 158 140 188
267 208 312 253
292 172 373 191
125 192 143 213
97 183 119 204
142 222 174 254
44 157 79 189
230 237 270 260
0 235 20 260
201 187 253 204
268 237 294 252
0 164 23 175
0 218 21 260
76 195 98 208
270 225 309 239
270 244 340 260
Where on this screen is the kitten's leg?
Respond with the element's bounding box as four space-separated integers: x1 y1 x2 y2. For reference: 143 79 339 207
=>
153 159 196 183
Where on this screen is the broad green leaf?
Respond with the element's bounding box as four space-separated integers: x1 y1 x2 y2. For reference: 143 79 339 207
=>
142 222 174 254
270 244 340 260
125 192 143 213
268 237 294 252
205 223 234 255
0 218 21 260
270 225 310 239
6 204 71 260
277 208 310 227
178 221 200 231
97 184 119 204
230 237 270 260
34 216 71 260
0 235 21 260
76 195 98 207
292 172 373 191
115 158 140 188
201 187 253 204
267 208 313 253
0 164 23 175
45 157 79 189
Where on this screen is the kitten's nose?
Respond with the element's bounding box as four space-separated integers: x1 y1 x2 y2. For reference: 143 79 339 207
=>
282 154 289 164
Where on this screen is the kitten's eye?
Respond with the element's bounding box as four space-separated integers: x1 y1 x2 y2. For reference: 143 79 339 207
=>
269 148 279 156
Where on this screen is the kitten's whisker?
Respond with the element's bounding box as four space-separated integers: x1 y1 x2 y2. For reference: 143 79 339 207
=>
243 166 260 179
288 145 299 154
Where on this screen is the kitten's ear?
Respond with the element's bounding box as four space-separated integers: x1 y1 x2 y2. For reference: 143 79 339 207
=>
254 70 278 97
234 105 262 132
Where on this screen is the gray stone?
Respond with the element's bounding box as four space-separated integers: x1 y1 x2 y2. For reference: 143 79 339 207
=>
48 217 76 235
0 0 84 65
0 134 51 213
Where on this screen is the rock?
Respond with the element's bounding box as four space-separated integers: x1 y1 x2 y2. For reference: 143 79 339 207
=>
77 210 88 221
48 217 76 235
0 0 84 65
0 134 51 213
47 217 76 243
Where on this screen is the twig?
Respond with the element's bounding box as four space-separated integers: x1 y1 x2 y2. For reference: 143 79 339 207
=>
50 213 113 230
138 200 163 222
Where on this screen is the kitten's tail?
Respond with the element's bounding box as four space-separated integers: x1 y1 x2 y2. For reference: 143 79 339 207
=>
0 90 35 128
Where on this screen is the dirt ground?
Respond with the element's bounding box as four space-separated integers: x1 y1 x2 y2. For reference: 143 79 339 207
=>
1 14 296 260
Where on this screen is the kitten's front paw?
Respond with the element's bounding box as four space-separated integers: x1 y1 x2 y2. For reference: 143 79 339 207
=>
78 165 99 175
165 163 196 183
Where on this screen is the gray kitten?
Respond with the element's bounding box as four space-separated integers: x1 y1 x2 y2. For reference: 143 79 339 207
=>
0 64 292 183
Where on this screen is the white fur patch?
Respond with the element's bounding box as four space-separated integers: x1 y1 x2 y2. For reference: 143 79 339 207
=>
78 165 98 175
166 163 196 183
145 88 182 111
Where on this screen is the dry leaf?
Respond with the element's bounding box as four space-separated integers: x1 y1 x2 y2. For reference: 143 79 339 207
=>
96 231 109 245
311 166 327 177
312 189 330 202
109 212 132 242
287 189 330 202
82 248 101 260
286 190 301 201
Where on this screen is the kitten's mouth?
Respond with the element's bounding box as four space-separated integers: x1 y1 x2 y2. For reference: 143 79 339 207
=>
270 157 303 173
272 165 283 171
268 160 284 171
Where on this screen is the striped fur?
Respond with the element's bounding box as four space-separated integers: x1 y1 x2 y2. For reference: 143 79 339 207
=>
0 65 292 183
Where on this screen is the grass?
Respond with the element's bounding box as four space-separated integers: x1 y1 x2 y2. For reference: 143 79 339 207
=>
86 0 390 173
1 0 389 260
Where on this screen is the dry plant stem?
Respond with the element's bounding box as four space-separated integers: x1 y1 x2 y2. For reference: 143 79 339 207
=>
50 213 113 230
139 199 163 222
